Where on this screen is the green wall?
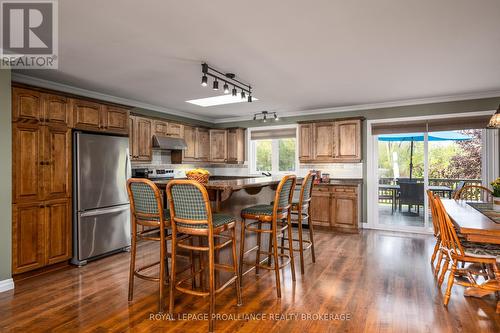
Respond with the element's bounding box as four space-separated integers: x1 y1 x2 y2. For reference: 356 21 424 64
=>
0 69 12 281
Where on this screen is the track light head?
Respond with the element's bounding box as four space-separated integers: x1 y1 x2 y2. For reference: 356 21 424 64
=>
201 75 208 87
223 82 229 94
212 78 219 90
274 113 278 120
232 87 237 96
248 95 253 102
241 91 246 99
253 114 257 121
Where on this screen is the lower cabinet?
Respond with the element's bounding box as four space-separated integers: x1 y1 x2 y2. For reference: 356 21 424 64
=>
12 199 72 274
310 184 360 232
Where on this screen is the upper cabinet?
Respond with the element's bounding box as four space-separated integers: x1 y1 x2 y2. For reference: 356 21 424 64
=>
43 94 71 126
72 98 129 135
153 120 184 138
209 129 227 162
226 128 245 164
196 128 210 161
13 88 70 126
129 116 152 161
298 118 362 163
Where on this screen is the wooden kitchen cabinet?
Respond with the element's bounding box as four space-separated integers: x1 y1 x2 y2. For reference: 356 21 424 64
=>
45 199 72 265
298 124 313 162
12 203 46 273
335 119 361 162
183 125 197 160
42 94 71 126
196 128 210 161
12 198 72 274
12 87 42 123
102 106 129 135
129 115 152 161
42 125 71 200
153 119 168 136
313 122 336 162
72 99 102 131
167 123 184 138
227 128 245 163
210 129 228 162
13 123 43 203
310 185 360 232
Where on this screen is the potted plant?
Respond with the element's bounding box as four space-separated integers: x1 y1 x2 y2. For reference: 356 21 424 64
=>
492 177 500 211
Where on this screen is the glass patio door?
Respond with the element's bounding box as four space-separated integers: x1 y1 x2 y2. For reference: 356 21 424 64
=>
376 133 428 230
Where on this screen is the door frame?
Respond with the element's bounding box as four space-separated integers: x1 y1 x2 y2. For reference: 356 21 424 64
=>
365 110 495 234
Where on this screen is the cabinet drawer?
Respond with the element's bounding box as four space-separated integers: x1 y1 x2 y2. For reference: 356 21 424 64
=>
332 186 357 193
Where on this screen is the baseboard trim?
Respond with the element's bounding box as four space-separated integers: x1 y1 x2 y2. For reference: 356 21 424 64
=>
0 278 14 293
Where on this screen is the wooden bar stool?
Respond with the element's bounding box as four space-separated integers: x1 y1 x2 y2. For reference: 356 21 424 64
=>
127 178 192 312
285 171 317 274
166 180 242 333
239 175 297 298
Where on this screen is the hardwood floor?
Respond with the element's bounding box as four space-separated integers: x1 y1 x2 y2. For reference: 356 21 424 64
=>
1 229 499 332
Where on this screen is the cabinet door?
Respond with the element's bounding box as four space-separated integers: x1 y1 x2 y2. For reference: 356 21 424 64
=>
299 124 313 162
72 99 102 131
43 94 70 126
167 123 184 138
153 120 168 136
183 126 197 160
335 120 361 162
313 122 335 161
42 126 71 200
103 106 129 134
12 203 45 274
332 194 358 228
196 128 210 161
13 123 43 203
209 129 227 162
310 189 331 227
12 87 42 123
129 116 136 159
45 199 72 265
227 128 245 163
135 117 152 161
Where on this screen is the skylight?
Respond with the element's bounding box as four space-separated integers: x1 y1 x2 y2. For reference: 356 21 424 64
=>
186 95 258 107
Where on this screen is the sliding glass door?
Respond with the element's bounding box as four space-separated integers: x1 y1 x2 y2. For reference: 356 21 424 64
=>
371 129 485 232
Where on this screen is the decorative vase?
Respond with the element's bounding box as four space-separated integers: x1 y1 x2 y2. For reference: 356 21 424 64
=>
494 196 500 212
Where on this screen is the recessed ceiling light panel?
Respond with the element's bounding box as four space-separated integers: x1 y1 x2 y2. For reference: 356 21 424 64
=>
186 95 258 107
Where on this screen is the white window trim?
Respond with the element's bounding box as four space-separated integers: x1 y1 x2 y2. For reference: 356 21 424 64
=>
365 110 497 234
247 124 299 176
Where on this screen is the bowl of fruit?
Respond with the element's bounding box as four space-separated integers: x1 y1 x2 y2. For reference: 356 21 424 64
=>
186 168 210 184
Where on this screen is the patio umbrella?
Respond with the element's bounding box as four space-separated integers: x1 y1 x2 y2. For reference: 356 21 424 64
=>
378 131 472 180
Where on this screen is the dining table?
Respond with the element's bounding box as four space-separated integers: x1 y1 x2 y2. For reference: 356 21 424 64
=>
441 199 500 300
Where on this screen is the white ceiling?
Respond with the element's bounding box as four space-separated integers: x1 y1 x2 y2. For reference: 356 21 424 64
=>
18 0 500 122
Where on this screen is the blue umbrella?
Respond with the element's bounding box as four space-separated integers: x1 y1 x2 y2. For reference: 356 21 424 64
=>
378 131 472 179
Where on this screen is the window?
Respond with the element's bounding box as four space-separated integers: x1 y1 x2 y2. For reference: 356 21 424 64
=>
250 126 298 175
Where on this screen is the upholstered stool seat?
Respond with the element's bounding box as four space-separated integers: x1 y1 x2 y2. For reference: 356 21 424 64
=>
241 204 274 217
177 213 235 229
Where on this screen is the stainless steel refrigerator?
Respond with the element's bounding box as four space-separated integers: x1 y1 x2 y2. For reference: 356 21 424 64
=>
72 132 131 266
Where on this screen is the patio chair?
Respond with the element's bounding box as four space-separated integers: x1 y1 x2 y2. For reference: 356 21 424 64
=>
454 185 493 202
398 182 425 214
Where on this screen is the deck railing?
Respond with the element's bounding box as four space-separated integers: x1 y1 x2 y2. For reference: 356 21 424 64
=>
378 178 483 203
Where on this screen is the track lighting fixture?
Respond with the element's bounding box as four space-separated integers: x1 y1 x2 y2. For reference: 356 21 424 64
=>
199 63 253 103
253 111 278 122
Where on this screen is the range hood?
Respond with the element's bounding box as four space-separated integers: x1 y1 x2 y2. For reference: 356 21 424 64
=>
152 135 188 150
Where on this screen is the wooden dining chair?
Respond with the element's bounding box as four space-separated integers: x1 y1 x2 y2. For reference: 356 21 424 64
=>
454 185 493 202
239 175 297 298
127 178 193 312
432 196 500 312
427 190 443 276
166 180 242 333
451 181 466 200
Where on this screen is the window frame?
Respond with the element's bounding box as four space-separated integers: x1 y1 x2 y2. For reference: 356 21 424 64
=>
247 124 299 176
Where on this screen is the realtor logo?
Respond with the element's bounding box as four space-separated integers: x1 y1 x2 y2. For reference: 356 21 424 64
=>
1 0 58 68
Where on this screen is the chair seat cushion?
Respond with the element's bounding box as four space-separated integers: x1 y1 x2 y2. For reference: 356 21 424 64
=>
462 241 500 261
241 204 274 217
177 213 235 229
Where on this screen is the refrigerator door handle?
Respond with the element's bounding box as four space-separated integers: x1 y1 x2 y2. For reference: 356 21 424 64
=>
80 205 129 217
125 147 131 182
